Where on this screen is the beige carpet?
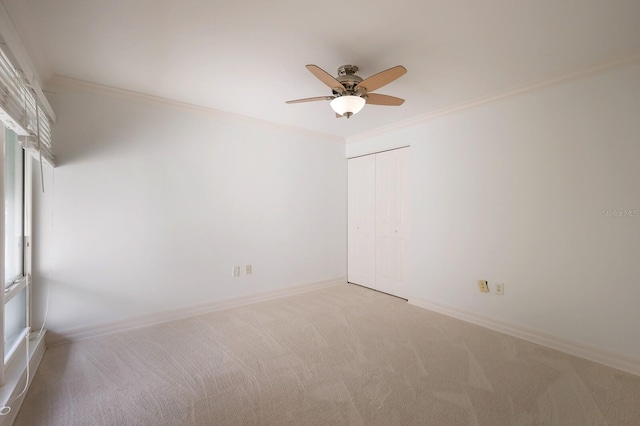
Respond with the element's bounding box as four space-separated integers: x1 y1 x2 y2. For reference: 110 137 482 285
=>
15 284 640 425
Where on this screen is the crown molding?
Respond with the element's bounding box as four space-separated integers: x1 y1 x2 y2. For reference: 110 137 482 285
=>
48 75 345 143
2 0 54 82
49 49 640 146
347 50 640 143
0 1 55 121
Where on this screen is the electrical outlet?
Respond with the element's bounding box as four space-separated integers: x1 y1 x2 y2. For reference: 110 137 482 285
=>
478 280 489 293
232 266 240 277
495 283 504 295
245 265 252 275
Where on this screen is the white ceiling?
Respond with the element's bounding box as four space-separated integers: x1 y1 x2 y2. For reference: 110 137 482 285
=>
4 0 640 139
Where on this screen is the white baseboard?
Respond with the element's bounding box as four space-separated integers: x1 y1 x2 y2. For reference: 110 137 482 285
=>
409 297 640 377
0 331 47 426
47 277 346 346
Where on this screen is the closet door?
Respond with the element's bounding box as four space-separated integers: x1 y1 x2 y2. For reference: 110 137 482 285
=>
347 154 376 288
375 148 409 298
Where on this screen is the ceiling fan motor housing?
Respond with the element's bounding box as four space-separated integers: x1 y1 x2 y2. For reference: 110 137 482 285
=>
335 65 365 96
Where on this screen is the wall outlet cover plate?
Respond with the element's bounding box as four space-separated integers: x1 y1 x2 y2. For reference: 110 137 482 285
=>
478 280 489 292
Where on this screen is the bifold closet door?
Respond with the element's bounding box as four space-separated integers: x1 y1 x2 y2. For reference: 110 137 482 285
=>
347 154 376 288
375 148 409 298
348 147 409 298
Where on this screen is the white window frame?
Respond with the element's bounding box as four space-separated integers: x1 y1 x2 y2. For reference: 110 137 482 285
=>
0 122 46 426
0 5 51 418
0 124 32 383
4 136 31 361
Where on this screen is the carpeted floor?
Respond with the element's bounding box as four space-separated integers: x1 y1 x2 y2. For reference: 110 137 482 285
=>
15 283 640 425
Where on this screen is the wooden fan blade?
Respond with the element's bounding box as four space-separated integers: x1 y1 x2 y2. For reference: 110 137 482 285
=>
286 96 334 104
305 65 346 92
336 113 343 118
355 65 407 92
366 93 405 106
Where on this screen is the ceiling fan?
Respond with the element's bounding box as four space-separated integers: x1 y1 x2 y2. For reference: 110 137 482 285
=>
286 64 407 118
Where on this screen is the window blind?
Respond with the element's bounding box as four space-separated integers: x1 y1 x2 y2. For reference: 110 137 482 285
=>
0 43 54 166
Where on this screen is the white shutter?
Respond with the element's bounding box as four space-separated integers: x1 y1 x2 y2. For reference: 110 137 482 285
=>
0 44 54 166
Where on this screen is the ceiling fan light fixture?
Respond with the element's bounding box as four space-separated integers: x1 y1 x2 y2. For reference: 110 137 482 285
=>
330 95 365 118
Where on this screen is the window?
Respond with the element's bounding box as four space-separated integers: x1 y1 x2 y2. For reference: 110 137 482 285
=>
4 128 24 285
0 112 44 417
3 127 27 365
0 29 53 413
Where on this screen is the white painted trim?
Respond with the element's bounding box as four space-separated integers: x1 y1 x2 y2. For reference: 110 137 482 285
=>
47 278 347 346
48 75 344 144
0 124 5 386
0 2 55 121
1 0 54 83
48 50 640 146
347 49 640 143
346 144 411 159
409 297 640 377
0 331 46 426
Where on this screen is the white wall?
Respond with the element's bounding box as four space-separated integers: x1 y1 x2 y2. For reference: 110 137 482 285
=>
347 62 640 361
33 83 346 333
31 156 54 330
